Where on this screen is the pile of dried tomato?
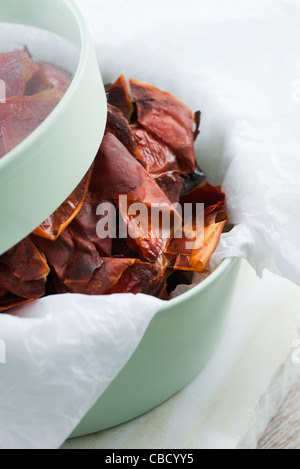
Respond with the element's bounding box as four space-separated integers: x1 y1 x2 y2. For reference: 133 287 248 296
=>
0 49 228 313
0 49 71 158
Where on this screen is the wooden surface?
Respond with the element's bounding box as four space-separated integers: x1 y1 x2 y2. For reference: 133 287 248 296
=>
258 380 300 450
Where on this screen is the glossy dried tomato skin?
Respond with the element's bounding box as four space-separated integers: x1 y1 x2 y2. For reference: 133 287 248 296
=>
26 61 72 95
193 111 201 141
0 238 50 305
173 211 228 272
0 49 69 160
131 125 179 175
0 89 63 154
130 79 196 172
155 172 185 204
180 182 226 216
33 167 93 241
106 104 141 160
106 261 166 297
106 75 134 121
83 258 166 297
94 132 181 262
0 294 34 313
180 165 207 198
0 49 38 98
32 228 103 295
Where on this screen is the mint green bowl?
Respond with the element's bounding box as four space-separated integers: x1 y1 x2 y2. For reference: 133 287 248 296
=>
0 0 107 255
71 257 240 438
0 0 240 441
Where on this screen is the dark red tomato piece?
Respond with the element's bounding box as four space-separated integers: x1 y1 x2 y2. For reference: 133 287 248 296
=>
0 238 50 305
105 74 134 121
26 61 72 95
0 49 38 98
0 89 63 153
33 167 93 241
130 79 196 172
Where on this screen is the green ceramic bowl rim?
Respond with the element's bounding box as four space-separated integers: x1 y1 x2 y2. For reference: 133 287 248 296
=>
159 257 237 314
0 0 89 174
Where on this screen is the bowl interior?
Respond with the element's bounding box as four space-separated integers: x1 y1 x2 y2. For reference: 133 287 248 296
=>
0 23 80 74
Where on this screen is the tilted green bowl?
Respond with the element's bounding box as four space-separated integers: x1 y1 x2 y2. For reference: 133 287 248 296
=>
0 0 107 255
0 0 240 440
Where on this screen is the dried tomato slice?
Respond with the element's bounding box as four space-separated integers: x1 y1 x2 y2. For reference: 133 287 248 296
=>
0 89 63 153
0 238 50 306
32 228 103 295
131 125 180 175
106 104 142 160
83 258 166 297
26 61 72 95
0 295 34 313
180 182 226 216
94 132 181 262
155 172 185 204
180 166 206 198
130 79 196 172
33 167 93 241
173 211 228 272
105 75 134 121
0 49 38 98
0 89 63 122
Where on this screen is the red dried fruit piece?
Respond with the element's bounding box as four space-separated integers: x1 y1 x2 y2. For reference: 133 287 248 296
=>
71 190 114 259
26 61 72 95
130 125 185 203
119 199 171 263
0 49 38 98
105 75 134 121
0 89 63 122
193 111 201 141
94 132 179 210
130 79 196 172
131 125 180 175
166 221 198 257
180 166 206 198
0 294 34 313
155 253 176 277
106 104 142 160
173 211 228 272
94 132 181 262
83 258 136 295
180 182 226 217
82 258 166 297
112 237 138 259
0 237 50 282
106 260 166 297
0 238 50 308
33 167 93 241
155 171 185 204
0 89 63 153
32 227 103 294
